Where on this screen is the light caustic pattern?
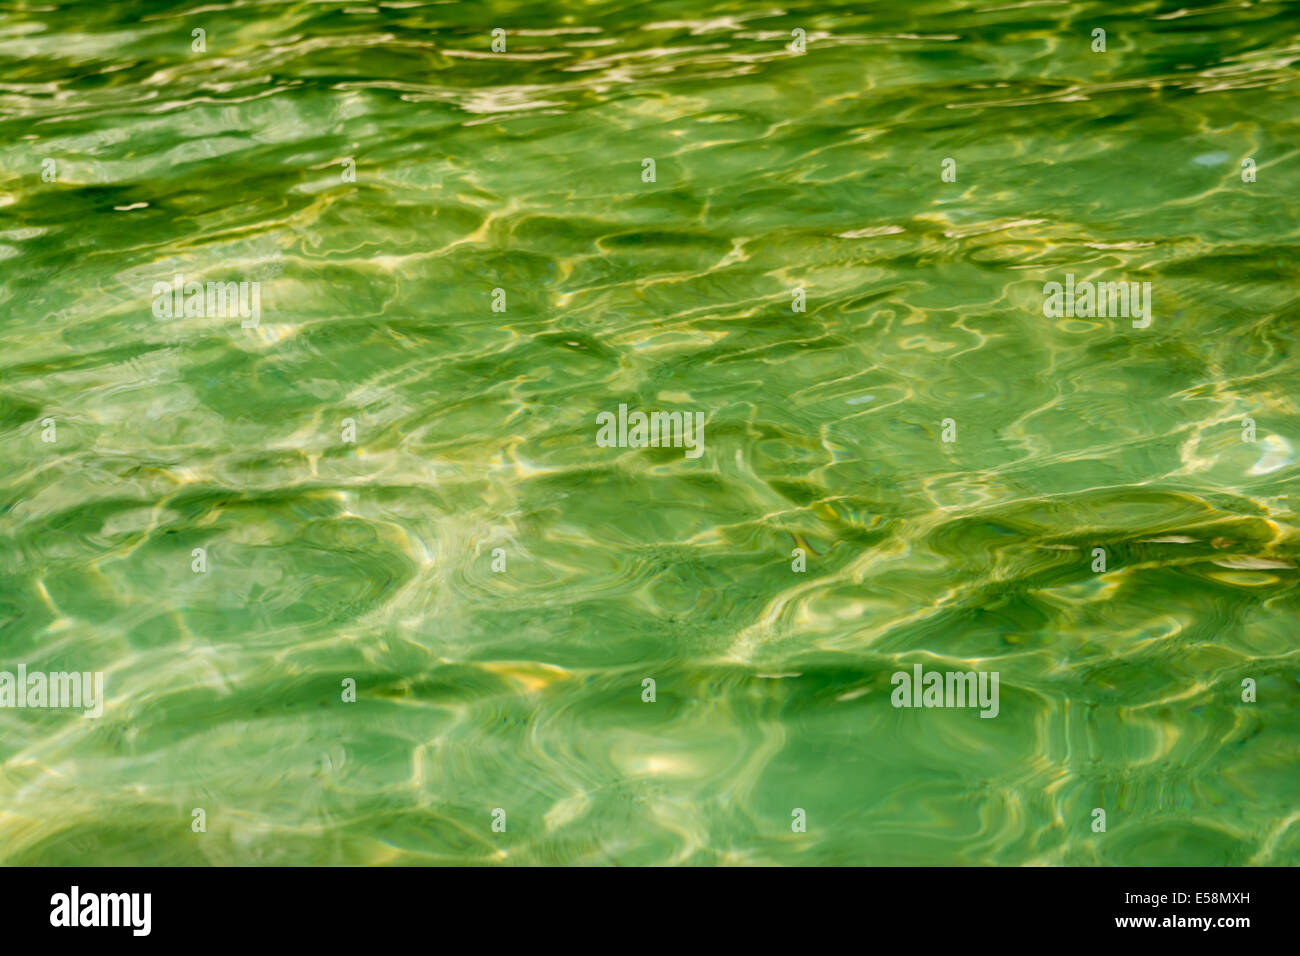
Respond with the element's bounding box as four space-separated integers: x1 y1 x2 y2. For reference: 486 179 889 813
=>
0 0 1298 865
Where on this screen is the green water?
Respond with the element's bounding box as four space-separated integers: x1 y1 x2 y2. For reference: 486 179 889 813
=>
1 0 1298 866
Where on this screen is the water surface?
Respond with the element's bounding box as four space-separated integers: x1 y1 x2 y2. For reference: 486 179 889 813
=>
1 0 1298 865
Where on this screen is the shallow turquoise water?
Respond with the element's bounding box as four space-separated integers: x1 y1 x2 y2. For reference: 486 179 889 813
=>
0 0 1298 865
